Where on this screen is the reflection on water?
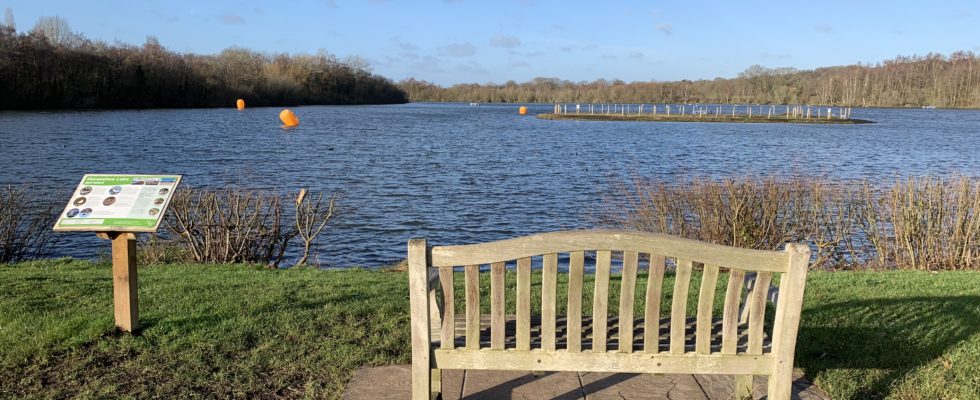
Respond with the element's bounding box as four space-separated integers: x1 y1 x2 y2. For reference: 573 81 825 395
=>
0 103 977 266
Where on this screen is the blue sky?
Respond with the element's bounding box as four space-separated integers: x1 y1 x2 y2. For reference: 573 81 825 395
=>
3 0 978 85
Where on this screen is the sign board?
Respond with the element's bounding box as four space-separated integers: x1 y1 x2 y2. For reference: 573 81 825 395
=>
53 174 182 232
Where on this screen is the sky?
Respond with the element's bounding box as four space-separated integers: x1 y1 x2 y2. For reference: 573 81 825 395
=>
3 0 979 86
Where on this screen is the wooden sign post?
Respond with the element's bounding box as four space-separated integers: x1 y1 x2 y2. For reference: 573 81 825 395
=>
54 174 181 333
96 232 139 331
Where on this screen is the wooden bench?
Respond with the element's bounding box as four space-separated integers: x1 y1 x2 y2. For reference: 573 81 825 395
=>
408 230 810 399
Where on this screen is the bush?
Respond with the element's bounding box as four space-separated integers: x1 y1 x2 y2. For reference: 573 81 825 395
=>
143 187 338 267
0 186 59 263
605 176 979 271
861 177 979 270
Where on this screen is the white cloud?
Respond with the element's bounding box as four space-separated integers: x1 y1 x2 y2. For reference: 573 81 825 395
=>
392 37 418 51
441 42 476 57
489 34 521 48
151 10 180 23
559 43 598 52
455 61 488 75
217 13 245 25
656 23 672 35
407 55 448 74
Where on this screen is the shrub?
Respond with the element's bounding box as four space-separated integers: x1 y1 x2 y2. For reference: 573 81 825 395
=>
606 176 979 271
0 186 59 263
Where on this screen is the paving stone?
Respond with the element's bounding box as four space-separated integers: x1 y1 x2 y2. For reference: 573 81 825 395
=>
579 372 707 400
441 368 466 399
342 365 411 400
342 365 832 400
695 370 832 400
341 365 464 400
752 371 832 400
693 374 738 399
462 370 583 399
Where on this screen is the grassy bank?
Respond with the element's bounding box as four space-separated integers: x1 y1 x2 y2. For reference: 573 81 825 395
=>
537 113 873 124
1 261 977 399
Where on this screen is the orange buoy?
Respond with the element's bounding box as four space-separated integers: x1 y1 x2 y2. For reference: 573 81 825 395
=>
279 109 299 127
236 99 245 110
518 106 528 115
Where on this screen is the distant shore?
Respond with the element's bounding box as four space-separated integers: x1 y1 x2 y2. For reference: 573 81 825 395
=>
537 113 874 124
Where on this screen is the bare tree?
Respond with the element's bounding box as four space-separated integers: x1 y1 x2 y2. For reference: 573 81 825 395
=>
294 189 337 266
0 186 59 263
3 8 14 30
31 15 81 47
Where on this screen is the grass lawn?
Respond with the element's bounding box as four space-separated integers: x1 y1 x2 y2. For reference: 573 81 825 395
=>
1 260 977 399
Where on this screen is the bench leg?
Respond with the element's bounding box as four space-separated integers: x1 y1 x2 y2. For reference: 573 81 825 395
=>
430 368 442 399
768 367 793 400
733 375 752 400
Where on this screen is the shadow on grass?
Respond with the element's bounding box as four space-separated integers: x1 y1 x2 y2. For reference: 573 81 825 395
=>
797 295 980 398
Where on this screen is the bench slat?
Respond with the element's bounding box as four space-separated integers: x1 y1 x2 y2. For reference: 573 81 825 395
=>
695 264 720 354
644 255 666 353
617 251 638 353
670 258 693 354
490 262 506 350
567 251 585 353
431 315 768 354
722 268 746 354
429 230 789 272
439 265 455 350
465 264 480 350
542 253 558 351
516 257 531 351
593 250 611 352
747 271 772 355
433 348 775 375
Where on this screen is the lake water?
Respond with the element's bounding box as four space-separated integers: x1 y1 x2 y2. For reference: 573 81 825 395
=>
1 103 977 266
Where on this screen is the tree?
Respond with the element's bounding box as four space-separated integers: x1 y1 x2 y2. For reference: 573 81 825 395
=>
31 15 81 47
3 8 14 30
397 52 980 108
0 23 407 109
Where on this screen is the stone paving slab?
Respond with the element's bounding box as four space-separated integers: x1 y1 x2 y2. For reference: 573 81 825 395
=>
343 365 831 400
462 370 582 399
579 372 708 400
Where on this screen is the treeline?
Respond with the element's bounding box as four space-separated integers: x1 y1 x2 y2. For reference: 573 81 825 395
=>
399 51 980 108
0 16 406 109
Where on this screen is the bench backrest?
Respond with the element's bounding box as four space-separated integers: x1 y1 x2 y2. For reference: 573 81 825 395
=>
409 230 809 360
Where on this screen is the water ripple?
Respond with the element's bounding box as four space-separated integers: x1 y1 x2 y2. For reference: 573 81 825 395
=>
0 104 978 266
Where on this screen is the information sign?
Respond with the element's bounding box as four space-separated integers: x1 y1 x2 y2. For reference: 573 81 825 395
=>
53 174 182 232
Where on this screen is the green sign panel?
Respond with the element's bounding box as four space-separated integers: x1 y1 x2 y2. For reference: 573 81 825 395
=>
54 174 182 232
